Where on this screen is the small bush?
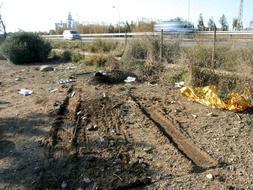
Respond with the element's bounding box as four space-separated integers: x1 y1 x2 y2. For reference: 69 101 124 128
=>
84 54 108 67
122 37 181 68
163 41 181 63
50 40 87 51
71 52 85 63
89 39 118 53
163 67 188 84
61 50 72 62
122 39 148 62
1 32 52 64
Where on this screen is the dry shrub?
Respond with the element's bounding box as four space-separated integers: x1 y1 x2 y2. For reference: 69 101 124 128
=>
122 38 148 62
185 45 253 98
121 36 182 81
142 58 165 81
88 39 119 53
50 40 87 51
163 41 181 64
71 52 85 63
84 53 122 68
163 66 189 84
106 54 121 70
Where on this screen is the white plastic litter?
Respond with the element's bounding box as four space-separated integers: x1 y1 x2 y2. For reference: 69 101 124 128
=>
206 174 213 180
124 76 136 83
59 79 76 84
175 81 185 88
48 88 58 93
15 77 22 81
18 89 33 96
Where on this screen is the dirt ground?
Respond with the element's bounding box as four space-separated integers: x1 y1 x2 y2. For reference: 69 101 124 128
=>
0 60 252 190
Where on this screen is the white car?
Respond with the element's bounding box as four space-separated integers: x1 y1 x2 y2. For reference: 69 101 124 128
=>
63 30 81 40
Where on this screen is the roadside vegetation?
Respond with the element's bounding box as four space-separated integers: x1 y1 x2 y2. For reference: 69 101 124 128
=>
0 32 52 64
49 35 252 96
0 31 251 96
50 20 156 35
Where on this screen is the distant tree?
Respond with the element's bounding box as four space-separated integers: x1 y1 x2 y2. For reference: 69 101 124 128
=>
232 18 238 30
0 4 6 40
49 30 56 35
124 21 132 33
232 18 243 31
170 17 183 22
197 14 206 31
207 18 216 31
108 25 115 33
132 20 155 32
219 14 229 31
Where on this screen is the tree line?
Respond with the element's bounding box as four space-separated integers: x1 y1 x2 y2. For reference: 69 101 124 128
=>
197 13 243 31
50 13 242 35
50 21 155 35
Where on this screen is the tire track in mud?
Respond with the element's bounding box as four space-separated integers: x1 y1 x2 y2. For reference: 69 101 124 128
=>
39 87 153 189
129 91 218 170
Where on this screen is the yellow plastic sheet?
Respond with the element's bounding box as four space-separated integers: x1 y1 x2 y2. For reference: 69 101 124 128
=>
181 85 253 112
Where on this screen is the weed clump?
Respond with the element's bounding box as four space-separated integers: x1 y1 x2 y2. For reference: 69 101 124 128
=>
1 32 52 64
71 52 85 63
84 54 108 67
89 39 118 53
61 50 72 62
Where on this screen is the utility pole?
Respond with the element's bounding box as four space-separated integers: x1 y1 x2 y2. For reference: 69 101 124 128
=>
238 0 244 30
188 0 190 23
160 29 164 63
113 0 121 34
211 24 217 68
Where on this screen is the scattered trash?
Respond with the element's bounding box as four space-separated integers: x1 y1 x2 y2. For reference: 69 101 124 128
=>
40 65 54 72
87 125 98 131
175 81 185 88
206 174 213 180
70 91 76 97
102 92 107 98
83 176 91 184
67 66 77 70
143 147 153 153
99 137 105 143
207 112 218 117
92 70 137 84
148 82 158 86
53 101 61 109
174 109 181 113
77 111 84 116
15 77 22 81
192 114 198 118
0 101 10 109
61 181 67 189
48 88 58 93
124 76 136 83
18 89 33 96
181 85 253 112
59 79 76 84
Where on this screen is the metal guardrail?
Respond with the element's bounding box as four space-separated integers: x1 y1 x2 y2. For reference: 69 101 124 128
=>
42 31 253 40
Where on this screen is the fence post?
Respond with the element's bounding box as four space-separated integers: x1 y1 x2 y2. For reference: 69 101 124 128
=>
160 29 164 63
211 25 217 68
124 32 128 47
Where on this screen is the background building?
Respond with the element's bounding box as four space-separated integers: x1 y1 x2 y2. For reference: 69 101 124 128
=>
55 12 79 30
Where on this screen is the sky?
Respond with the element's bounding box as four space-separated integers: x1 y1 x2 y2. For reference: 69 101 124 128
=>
1 0 253 32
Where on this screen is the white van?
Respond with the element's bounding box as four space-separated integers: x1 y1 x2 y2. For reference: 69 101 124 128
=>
63 30 81 40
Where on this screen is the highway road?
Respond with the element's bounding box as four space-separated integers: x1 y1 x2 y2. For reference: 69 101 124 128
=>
42 31 253 47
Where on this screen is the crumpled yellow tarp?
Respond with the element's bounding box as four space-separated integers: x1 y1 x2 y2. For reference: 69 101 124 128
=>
181 85 253 112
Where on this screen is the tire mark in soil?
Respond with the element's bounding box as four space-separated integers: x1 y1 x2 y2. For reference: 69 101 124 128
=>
130 92 218 170
50 86 75 146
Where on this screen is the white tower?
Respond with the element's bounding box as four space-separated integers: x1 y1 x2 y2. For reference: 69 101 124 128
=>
68 12 73 29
